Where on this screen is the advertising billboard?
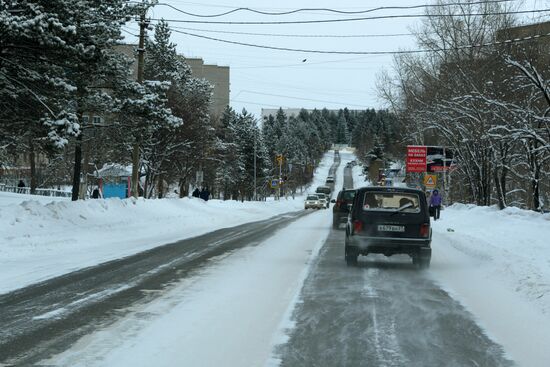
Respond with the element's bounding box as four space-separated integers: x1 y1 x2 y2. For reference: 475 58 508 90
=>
406 146 427 173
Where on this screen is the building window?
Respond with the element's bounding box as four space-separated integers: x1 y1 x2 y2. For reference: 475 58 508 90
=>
82 115 89 125
93 116 102 125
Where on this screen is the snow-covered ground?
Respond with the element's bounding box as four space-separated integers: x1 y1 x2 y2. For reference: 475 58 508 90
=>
0 151 335 294
430 205 550 367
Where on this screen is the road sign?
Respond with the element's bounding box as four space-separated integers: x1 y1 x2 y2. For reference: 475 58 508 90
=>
406 145 427 173
276 154 284 165
270 179 279 188
424 174 437 189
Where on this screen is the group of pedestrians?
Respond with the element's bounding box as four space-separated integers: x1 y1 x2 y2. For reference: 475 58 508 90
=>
192 186 210 201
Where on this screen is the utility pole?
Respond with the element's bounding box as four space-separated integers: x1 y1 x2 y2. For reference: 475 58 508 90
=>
253 130 257 201
131 3 148 198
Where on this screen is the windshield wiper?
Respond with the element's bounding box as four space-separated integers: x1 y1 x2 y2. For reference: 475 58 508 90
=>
390 203 412 216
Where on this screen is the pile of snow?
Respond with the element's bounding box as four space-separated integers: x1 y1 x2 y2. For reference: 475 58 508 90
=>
430 204 550 367
0 152 335 294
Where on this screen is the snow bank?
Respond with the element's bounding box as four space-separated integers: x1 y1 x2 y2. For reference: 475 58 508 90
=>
430 204 550 367
0 152 335 294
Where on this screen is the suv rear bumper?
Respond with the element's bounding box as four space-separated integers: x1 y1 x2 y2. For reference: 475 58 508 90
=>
346 235 431 256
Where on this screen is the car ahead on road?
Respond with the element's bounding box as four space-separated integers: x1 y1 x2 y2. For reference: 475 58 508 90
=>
332 189 356 229
345 186 432 268
305 194 324 209
325 176 335 187
315 185 332 197
316 193 330 208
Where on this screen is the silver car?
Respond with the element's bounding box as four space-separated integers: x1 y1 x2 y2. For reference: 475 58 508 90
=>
316 193 330 208
305 194 324 209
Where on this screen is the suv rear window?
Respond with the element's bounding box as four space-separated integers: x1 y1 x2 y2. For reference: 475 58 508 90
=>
307 195 318 200
362 191 420 213
316 187 331 194
342 191 355 202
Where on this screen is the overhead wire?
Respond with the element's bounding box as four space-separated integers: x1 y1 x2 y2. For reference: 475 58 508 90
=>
166 26 412 38
169 27 550 55
150 8 548 25
152 0 517 18
238 90 371 108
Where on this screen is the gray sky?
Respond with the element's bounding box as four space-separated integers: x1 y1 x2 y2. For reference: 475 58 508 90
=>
123 0 546 117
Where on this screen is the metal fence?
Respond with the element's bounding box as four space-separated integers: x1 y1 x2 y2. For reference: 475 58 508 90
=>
0 184 72 198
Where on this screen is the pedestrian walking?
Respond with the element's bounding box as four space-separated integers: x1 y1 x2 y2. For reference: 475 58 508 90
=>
192 187 200 198
92 188 100 199
17 180 25 193
199 186 210 201
429 189 442 220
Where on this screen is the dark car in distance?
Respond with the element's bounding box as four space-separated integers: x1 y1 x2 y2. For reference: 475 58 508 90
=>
315 185 332 197
345 186 432 268
332 189 356 229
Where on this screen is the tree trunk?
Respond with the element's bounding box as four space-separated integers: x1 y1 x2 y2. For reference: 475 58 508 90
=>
79 139 89 200
71 133 83 201
29 140 37 195
532 163 540 211
494 167 506 210
131 142 139 198
157 173 164 199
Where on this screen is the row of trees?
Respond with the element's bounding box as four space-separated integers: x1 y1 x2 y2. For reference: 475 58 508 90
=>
0 1 212 199
1 1 400 202
378 0 550 211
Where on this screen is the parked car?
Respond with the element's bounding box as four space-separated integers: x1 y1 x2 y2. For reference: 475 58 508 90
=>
332 189 356 229
325 176 335 186
345 186 432 268
316 193 330 208
304 194 324 209
315 185 331 197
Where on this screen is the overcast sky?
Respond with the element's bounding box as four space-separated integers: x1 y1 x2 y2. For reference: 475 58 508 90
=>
123 0 546 117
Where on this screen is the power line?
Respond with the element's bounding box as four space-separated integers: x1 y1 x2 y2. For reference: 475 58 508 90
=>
239 90 371 108
170 27 550 55
153 0 516 18
151 8 549 25
166 26 412 39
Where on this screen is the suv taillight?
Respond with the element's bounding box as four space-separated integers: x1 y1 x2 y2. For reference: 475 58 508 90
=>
336 200 343 208
420 223 430 238
353 220 363 233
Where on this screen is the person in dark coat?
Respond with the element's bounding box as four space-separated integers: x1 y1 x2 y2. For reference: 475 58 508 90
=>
17 180 25 193
92 188 100 199
192 188 200 198
429 189 443 220
199 186 210 201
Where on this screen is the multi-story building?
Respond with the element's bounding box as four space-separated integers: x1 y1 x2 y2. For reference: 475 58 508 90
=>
184 57 230 118
115 45 230 119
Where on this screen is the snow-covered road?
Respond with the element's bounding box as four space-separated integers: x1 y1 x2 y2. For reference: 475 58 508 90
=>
44 209 332 367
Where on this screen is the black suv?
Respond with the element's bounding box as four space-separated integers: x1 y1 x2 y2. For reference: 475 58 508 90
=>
332 189 356 229
345 187 432 268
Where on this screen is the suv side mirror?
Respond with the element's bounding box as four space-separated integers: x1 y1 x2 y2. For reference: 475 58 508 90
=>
331 199 336 203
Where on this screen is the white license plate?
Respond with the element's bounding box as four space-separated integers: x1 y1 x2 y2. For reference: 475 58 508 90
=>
377 225 405 232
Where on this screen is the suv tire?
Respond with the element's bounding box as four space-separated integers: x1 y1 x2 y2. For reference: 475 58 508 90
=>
345 246 358 266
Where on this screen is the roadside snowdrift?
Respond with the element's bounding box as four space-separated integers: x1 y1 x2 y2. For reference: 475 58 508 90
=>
431 204 550 367
0 152 335 294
